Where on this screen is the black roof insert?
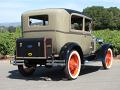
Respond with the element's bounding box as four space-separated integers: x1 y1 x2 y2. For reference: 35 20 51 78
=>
65 9 82 14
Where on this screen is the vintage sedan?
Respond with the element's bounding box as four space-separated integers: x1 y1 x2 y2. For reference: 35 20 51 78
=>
11 8 113 80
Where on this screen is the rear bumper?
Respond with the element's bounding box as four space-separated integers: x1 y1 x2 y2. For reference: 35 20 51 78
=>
11 59 65 67
16 57 47 60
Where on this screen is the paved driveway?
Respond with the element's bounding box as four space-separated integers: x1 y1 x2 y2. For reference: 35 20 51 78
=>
0 60 120 90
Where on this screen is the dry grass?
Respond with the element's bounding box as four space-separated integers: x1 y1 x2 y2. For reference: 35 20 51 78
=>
116 55 120 60
0 55 13 61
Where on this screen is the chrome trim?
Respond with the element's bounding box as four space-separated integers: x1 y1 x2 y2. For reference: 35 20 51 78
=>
46 63 65 66
16 57 47 59
46 60 65 63
46 59 65 67
10 59 24 65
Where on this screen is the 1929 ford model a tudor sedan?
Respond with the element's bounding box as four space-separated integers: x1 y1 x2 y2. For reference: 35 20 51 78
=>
12 8 113 80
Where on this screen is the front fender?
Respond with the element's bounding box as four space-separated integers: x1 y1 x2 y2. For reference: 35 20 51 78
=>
95 43 113 61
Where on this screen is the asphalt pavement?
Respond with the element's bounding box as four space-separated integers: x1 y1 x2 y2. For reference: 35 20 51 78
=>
0 59 120 90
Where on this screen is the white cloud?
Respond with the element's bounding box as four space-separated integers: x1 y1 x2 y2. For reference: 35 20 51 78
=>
0 3 26 9
86 0 120 3
59 3 83 11
0 1 29 9
100 0 120 3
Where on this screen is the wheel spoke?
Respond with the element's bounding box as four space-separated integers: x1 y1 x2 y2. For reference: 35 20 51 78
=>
106 49 112 67
69 53 79 77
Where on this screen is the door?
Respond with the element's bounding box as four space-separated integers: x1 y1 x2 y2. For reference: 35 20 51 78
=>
83 18 94 54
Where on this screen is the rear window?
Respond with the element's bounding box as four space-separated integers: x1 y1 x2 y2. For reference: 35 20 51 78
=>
29 15 48 26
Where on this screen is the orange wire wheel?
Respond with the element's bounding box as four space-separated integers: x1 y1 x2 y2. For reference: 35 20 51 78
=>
65 50 81 80
102 48 113 69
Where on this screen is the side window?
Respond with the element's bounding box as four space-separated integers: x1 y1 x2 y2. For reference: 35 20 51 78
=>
71 15 83 30
85 18 91 32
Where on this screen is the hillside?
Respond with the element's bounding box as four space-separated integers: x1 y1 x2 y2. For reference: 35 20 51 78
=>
0 22 21 27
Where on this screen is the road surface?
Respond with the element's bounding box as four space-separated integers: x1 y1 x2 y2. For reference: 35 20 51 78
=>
0 59 120 90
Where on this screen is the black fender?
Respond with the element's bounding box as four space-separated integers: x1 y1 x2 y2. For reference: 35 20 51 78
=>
95 43 113 61
59 42 84 64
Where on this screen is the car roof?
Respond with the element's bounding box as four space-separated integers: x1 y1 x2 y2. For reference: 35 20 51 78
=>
22 8 92 20
65 8 92 20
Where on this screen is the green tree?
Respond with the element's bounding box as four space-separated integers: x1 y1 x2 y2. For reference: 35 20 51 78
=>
8 26 16 32
107 7 120 30
83 6 120 30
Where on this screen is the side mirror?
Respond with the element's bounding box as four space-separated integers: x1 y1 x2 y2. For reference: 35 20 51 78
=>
96 38 104 44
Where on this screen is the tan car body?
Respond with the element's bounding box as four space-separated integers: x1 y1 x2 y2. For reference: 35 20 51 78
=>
22 8 95 56
12 8 113 79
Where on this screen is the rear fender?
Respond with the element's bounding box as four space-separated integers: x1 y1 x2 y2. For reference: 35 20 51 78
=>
59 42 84 64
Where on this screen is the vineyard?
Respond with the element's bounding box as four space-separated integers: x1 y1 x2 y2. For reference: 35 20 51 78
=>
0 27 21 56
93 29 120 55
0 28 120 56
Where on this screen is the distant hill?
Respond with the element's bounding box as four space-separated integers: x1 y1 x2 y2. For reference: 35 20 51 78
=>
0 22 21 27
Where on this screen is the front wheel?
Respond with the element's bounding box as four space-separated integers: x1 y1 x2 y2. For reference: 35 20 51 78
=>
102 48 113 69
64 50 81 80
18 64 36 76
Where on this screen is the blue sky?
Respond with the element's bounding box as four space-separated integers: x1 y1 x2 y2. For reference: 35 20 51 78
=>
0 0 120 23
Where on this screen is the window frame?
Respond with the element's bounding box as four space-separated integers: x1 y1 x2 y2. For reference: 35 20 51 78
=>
28 14 49 27
84 17 92 32
70 13 84 33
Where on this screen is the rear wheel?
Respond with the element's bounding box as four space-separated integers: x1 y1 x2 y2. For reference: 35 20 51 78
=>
64 50 81 80
18 63 36 76
102 48 113 69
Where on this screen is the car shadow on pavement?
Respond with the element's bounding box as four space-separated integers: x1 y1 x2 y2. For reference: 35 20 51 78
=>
7 65 101 81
